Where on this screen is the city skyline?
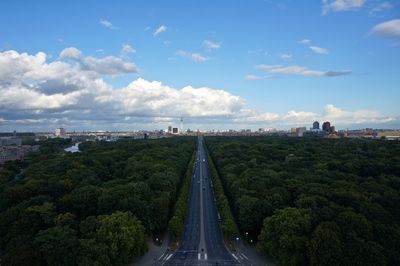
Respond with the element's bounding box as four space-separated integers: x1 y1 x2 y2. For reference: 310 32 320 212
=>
0 0 399 131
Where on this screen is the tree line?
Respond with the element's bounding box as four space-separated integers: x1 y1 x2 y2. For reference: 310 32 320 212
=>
205 136 400 266
0 137 195 265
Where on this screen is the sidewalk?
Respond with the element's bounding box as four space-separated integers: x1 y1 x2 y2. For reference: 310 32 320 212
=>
233 240 275 266
134 233 170 266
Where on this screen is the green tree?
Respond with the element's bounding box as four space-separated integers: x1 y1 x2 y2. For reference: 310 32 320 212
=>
258 207 311 266
309 222 343 266
34 225 79 266
95 211 147 265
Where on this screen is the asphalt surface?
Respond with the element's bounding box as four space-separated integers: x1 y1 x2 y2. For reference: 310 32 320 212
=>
157 137 241 266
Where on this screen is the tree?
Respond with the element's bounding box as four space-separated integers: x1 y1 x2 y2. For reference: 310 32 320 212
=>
95 211 147 265
34 225 79 266
78 238 111 266
309 222 343 266
258 208 311 266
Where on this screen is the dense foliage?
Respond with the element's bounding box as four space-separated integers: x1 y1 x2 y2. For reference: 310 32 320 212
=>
205 147 239 244
0 137 195 265
168 152 195 244
205 136 400 266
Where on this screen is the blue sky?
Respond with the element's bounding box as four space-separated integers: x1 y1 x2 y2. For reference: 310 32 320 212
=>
0 0 399 131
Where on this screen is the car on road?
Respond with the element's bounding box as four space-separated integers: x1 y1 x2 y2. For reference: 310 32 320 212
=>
203 159 205 162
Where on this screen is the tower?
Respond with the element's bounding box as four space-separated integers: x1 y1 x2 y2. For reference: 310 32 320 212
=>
180 116 183 135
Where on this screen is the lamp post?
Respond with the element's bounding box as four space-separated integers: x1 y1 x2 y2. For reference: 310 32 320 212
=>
245 232 248 243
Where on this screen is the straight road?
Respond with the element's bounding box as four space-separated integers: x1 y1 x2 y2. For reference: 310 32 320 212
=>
158 137 241 266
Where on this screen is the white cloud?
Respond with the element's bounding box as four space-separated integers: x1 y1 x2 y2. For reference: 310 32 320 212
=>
109 79 246 117
309 45 329 54
80 56 138 75
176 50 209 62
203 40 221 50
99 19 117 30
0 49 393 130
283 110 318 121
0 84 81 109
60 47 138 75
322 0 366 15
369 2 393 16
245 74 272 80
255 64 282 70
270 65 324 76
153 25 167 36
323 104 394 124
121 43 136 56
233 109 280 123
298 39 311 44
60 47 82 60
257 64 351 77
370 19 400 38
280 53 292 60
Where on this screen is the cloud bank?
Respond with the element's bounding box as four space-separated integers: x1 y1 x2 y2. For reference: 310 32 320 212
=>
0 49 394 130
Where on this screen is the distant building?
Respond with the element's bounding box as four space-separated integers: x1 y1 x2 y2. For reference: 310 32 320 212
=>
55 128 66 137
0 137 22 146
167 126 172 133
313 121 320 130
322 122 331 132
0 145 39 164
172 127 179 134
296 127 307 137
330 126 336 133
378 130 400 140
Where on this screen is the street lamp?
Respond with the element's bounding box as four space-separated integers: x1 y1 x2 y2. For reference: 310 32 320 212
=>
235 237 240 252
245 232 248 243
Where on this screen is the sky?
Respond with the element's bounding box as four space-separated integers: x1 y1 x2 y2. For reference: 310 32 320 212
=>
0 0 399 132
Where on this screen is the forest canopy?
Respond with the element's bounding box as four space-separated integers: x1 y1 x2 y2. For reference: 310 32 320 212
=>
0 137 195 265
205 136 400 266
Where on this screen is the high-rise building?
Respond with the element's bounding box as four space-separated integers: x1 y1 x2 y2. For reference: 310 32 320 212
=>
55 128 66 136
296 127 307 137
313 121 320 130
322 122 331 132
167 126 172 133
330 126 336 133
172 127 179 134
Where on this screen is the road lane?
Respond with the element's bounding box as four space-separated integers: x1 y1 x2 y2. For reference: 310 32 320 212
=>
158 137 241 266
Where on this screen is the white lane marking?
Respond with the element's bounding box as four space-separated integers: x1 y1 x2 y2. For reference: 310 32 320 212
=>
241 253 249 259
157 253 166 260
165 254 173 261
231 253 239 260
198 253 201 260
204 253 208 260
